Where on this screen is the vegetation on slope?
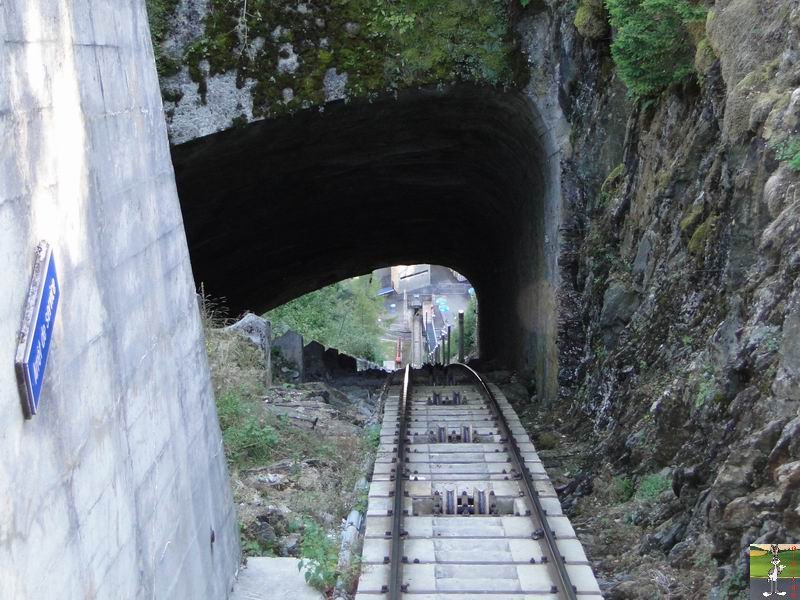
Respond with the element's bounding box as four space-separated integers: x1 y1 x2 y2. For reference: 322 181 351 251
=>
267 276 384 362
144 0 180 75
204 311 377 594
605 0 706 97
151 0 516 117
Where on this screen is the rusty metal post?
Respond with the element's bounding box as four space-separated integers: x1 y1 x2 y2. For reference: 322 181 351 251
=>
458 310 465 362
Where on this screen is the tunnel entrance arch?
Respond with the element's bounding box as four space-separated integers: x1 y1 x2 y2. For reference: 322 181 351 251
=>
172 84 561 399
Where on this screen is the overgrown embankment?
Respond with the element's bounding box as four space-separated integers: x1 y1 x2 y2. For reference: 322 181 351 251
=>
204 314 383 596
267 276 385 364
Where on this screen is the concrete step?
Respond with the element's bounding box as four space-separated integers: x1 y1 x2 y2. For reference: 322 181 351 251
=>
229 557 324 600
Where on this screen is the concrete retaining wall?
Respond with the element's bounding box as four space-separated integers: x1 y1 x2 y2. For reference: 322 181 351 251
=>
0 1 239 598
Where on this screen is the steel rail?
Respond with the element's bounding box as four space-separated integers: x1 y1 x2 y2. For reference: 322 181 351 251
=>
447 362 578 600
388 364 411 600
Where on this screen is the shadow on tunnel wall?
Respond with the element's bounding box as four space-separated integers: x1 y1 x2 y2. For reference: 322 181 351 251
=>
172 84 562 399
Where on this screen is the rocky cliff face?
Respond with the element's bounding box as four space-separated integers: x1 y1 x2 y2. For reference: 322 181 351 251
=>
151 0 800 595
551 0 800 595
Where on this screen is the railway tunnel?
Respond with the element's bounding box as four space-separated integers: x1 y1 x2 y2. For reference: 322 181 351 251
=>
172 84 562 398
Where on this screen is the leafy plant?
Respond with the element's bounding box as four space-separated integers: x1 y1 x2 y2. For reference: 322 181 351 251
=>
762 331 781 353
612 476 635 502
298 520 339 593
242 538 275 557
636 473 670 501
719 571 748 599
694 364 716 409
353 487 370 514
216 389 278 467
267 276 385 361
606 0 706 97
365 424 382 450
370 0 514 86
773 136 800 171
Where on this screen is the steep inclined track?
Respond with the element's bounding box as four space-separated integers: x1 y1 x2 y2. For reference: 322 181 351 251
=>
356 365 601 599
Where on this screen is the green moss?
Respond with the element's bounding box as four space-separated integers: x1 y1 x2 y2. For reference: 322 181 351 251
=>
688 213 718 255
598 163 624 207
144 0 181 76
693 37 716 74
574 0 609 41
178 0 516 119
601 163 625 194
679 203 704 234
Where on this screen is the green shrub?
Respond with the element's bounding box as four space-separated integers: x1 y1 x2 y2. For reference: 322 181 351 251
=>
535 431 559 450
636 473 671 500
298 520 339 593
365 424 382 450
606 0 706 97
694 364 717 408
774 136 800 171
612 476 635 502
267 276 384 362
216 389 278 467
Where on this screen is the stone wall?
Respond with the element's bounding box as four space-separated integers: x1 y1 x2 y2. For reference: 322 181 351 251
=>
0 1 239 598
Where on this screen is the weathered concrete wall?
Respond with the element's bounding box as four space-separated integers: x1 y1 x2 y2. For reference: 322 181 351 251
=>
0 1 239 598
274 330 304 380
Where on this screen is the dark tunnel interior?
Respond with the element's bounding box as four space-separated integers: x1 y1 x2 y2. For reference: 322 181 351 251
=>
172 84 561 398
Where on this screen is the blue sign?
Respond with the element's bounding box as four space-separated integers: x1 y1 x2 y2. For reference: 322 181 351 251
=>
16 243 59 418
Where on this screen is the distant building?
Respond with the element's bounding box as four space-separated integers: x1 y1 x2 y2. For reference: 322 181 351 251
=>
450 268 468 282
390 264 432 293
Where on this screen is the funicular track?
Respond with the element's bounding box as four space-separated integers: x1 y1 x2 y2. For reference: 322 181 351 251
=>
356 364 602 599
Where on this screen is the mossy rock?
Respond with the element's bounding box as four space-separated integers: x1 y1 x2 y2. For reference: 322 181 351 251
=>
173 0 517 120
688 213 719 255
694 37 717 75
145 0 181 75
724 59 781 141
598 163 625 207
679 203 705 234
574 0 609 41
601 163 625 194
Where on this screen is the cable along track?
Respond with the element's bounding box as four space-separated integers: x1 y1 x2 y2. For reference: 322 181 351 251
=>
355 364 602 600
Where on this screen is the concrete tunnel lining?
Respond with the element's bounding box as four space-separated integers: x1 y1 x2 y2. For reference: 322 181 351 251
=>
172 84 561 397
